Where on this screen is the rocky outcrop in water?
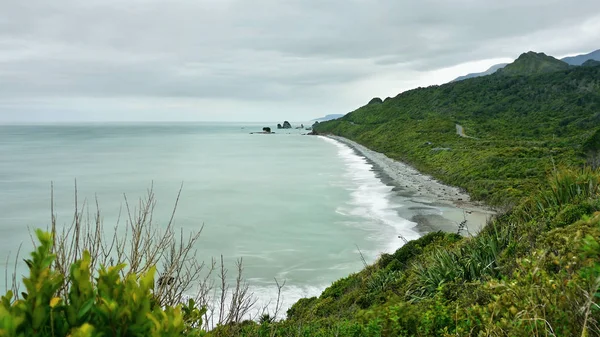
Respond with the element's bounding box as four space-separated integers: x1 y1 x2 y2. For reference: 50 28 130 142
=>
277 121 292 129
250 126 274 134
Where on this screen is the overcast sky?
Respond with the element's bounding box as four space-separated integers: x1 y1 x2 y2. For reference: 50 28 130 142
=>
1 0 599 123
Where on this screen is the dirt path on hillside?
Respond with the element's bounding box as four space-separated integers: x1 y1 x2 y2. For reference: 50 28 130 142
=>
456 124 478 139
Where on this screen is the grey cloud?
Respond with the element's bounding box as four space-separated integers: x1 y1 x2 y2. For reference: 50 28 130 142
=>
0 0 599 121
0 49 370 100
235 0 600 62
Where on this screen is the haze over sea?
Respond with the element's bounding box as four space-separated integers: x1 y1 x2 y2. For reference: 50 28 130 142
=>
0 122 422 312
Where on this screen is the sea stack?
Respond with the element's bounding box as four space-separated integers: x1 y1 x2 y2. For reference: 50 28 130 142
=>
277 121 292 129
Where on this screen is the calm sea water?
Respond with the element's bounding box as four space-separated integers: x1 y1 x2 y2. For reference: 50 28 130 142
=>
0 123 421 313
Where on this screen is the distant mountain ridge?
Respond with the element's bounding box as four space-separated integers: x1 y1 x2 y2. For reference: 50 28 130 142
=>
451 63 508 82
312 114 345 121
451 48 599 82
562 49 600 66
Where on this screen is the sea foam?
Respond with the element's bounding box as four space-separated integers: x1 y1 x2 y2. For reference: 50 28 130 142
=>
213 136 422 323
319 136 420 257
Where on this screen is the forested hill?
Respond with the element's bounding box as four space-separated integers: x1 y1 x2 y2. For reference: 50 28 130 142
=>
497 51 569 76
314 53 600 205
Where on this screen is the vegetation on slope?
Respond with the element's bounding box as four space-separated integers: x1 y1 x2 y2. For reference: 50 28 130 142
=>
314 56 600 205
498 51 570 76
584 60 600 68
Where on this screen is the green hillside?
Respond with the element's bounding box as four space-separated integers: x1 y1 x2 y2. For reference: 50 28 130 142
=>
314 54 600 205
498 51 570 76
584 59 600 67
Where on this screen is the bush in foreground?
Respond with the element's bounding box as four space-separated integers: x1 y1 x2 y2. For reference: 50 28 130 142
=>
0 229 204 337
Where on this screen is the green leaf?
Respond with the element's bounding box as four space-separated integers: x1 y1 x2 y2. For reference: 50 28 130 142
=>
78 298 95 320
42 255 55 269
32 305 46 329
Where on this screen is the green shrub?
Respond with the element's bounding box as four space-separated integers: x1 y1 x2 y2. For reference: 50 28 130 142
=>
366 271 400 295
319 274 360 300
409 223 512 299
0 229 197 337
550 201 599 228
286 297 317 320
379 231 462 271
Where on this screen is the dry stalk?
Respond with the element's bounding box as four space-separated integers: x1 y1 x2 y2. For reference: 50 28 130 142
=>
7 183 274 332
8 183 207 308
356 244 368 268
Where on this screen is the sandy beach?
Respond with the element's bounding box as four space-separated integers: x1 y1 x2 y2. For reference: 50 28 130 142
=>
326 135 495 235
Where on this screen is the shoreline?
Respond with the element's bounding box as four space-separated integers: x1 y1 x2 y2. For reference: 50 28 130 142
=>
324 135 495 235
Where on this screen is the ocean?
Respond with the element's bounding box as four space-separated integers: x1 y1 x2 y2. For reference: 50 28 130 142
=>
0 122 423 315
